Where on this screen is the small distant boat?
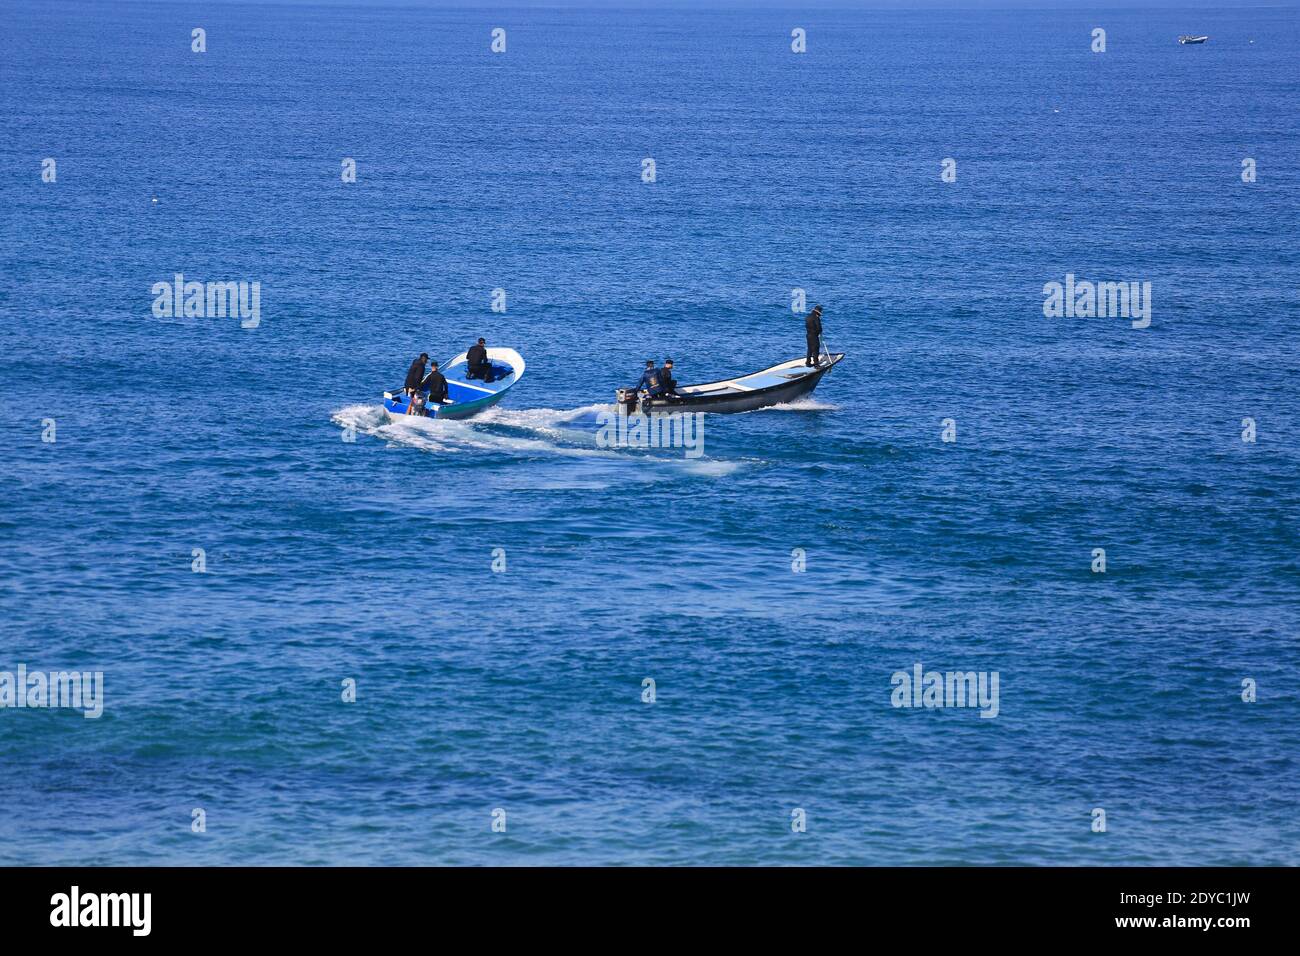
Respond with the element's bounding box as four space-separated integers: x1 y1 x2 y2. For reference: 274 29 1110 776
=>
383 347 526 420
1178 35 1209 44
616 353 844 415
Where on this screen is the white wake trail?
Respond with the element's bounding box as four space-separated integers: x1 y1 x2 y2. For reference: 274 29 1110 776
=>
330 403 745 475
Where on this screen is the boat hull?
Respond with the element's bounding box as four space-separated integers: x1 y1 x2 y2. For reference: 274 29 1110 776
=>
383 389 510 420
626 353 844 415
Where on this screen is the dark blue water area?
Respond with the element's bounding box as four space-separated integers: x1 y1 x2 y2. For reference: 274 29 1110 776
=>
1 1 1298 864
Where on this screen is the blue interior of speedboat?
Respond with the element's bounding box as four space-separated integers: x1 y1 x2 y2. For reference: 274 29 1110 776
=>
447 361 515 401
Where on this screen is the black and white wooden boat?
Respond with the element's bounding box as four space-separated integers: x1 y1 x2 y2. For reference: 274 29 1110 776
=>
616 353 844 415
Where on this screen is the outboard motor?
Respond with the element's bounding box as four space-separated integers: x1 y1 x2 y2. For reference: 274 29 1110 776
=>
615 388 641 415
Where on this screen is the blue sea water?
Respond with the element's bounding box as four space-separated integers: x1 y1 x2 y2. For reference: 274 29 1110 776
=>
2 0 1299 866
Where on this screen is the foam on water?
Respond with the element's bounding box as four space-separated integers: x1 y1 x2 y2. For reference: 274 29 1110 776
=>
330 403 744 475
761 397 839 412
679 459 744 477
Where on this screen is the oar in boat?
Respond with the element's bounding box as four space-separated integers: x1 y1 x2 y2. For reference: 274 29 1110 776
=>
819 334 835 367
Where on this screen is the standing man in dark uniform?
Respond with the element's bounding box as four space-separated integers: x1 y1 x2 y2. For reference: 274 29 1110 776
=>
404 353 429 394
805 305 823 367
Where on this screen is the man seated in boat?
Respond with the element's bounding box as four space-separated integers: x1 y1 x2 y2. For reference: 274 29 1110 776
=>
466 338 495 383
633 359 664 396
659 359 680 398
420 361 450 405
403 353 429 395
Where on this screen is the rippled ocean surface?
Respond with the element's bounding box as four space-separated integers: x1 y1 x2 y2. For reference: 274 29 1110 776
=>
2 0 1298 865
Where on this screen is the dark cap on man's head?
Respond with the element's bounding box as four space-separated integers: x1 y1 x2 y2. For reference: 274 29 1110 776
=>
645 359 655 366
419 353 429 360
478 338 485 344
664 358 674 365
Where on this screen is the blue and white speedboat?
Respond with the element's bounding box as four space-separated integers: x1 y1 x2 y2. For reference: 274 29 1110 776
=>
383 347 526 420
